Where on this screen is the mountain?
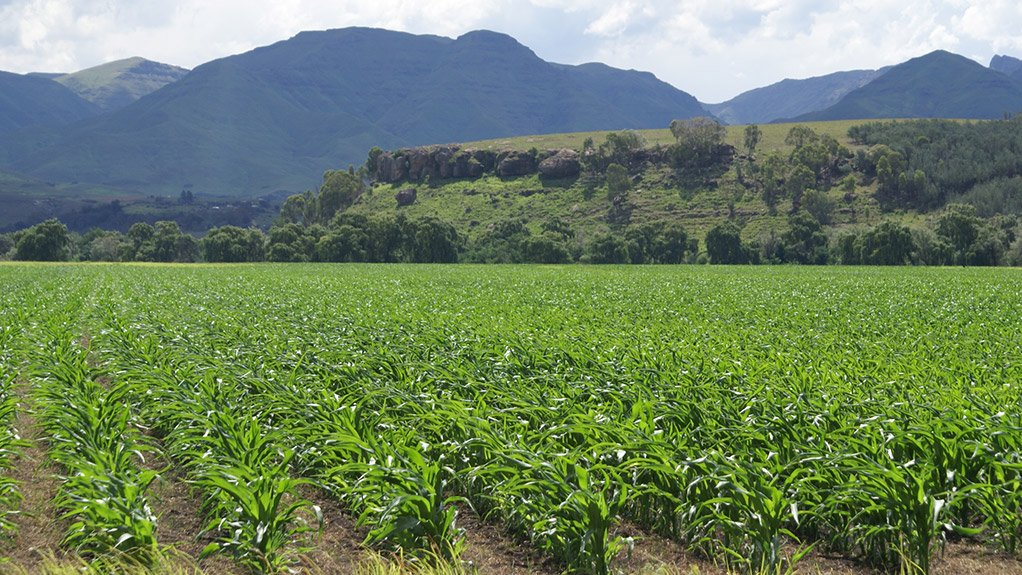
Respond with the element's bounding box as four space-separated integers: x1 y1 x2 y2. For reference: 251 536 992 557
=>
990 54 1022 82
7 27 706 197
54 57 189 112
794 50 1022 121
705 69 885 124
0 71 99 135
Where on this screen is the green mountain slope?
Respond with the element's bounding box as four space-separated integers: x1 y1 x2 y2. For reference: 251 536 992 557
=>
795 51 1022 121
705 69 885 124
0 71 98 135
10 27 707 198
54 57 189 112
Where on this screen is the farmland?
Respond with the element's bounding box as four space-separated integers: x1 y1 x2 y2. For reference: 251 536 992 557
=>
0 263 1021 574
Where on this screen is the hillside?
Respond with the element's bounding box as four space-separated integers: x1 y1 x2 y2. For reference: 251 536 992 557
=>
795 51 1022 121
6 27 707 198
54 57 189 112
342 121 868 246
0 71 98 138
705 69 884 124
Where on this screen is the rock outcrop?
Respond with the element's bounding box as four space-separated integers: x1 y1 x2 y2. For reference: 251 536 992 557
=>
496 151 537 178
395 188 417 206
538 149 581 179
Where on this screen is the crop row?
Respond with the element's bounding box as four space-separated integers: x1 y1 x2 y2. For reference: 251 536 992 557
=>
77 265 1022 574
0 311 21 536
2 264 1022 575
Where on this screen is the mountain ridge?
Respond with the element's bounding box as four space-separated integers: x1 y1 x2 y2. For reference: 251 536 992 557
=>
5 27 707 197
792 50 1022 121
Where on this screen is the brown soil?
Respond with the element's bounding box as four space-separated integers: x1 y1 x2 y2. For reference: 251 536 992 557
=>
457 506 561 575
143 451 241 575
294 485 370 574
934 542 1022 575
0 383 68 568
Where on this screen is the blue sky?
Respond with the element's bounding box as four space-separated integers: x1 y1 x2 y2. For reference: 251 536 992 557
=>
1 0 1020 102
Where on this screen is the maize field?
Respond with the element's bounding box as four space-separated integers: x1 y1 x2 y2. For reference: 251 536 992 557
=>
0 263 1020 575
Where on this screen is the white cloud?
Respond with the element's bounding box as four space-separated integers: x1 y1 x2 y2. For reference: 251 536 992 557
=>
0 0 1019 101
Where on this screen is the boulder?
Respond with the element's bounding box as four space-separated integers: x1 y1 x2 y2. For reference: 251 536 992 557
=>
395 188 417 207
497 151 536 177
538 149 581 179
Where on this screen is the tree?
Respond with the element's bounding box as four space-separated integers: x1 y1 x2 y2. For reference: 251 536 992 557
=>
127 222 156 261
585 234 630 264
605 163 631 200
669 117 726 168
858 221 916 265
759 152 786 214
152 221 192 262
278 192 313 226
801 189 836 224
267 223 315 262
784 125 819 149
743 125 762 157
14 219 71 261
936 203 983 264
405 217 459 263
705 222 749 264
317 170 364 223
600 131 645 167
315 225 369 262
786 164 816 211
780 211 828 265
202 226 266 263
0 234 12 258
85 233 130 262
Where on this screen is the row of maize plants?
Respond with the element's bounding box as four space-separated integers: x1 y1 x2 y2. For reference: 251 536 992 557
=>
94 319 321 575
0 310 23 536
22 290 161 564
2 264 1021 575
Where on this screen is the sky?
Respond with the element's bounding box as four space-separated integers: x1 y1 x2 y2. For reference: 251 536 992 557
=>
0 0 1020 102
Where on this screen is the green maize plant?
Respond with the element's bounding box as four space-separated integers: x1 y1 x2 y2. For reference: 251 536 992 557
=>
0 341 23 536
687 455 815 575
196 462 321 574
823 453 977 574
471 451 631 575
29 319 161 565
976 459 1022 556
347 446 466 562
7 263 1022 575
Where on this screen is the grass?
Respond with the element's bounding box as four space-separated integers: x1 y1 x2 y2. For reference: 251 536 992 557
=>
462 120 870 154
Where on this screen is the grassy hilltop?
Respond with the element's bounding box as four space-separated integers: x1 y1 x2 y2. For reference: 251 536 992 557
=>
347 120 882 244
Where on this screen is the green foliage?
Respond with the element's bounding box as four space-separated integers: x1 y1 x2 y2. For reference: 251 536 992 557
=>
743 124 762 156
704 222 750 264
936 203 1005 265
850 118 1022 210
201 226 266 263
317 170 365 223
838 222 917 265
780 211 829 265
669 117 726 168
605 163 631 200
583 234 630 264
14 218 72 261
6 264 1022 575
